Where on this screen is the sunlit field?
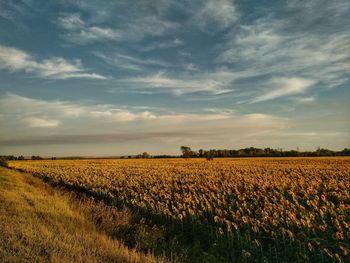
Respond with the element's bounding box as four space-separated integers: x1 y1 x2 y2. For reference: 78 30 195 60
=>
9 158 350 262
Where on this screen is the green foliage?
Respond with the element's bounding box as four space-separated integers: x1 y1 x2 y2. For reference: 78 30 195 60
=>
182 146 348 158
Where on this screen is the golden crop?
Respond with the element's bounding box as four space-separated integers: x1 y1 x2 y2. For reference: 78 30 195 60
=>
9 157 350 261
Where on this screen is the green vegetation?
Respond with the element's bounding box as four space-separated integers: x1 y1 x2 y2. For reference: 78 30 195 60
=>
180 146 350 158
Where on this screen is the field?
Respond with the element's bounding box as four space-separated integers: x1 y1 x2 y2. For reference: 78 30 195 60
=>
0 167 163 263
9 157 350 262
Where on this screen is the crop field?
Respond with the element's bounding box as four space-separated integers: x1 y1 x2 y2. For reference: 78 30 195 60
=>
9 157 350 262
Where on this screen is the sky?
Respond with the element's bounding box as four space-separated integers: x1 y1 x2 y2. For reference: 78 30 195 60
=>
0 0 349 156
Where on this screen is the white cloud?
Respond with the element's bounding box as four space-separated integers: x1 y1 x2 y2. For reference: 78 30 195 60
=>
0 93 156 123
90 109 156 122
140 38 183 52
58 12 178 45
24 117 60 128
253 77 316 102
295 97 316 103
94 51 170 71
0 93 86 118
0 93 289 146
0 45 106 79
217 17 350 92
193 0 237 32
184 63 198 71
58 13 122 44
124 70 237 94
124 15 178 40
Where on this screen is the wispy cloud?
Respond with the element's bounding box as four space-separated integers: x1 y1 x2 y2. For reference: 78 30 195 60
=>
0 93 289 146
124 70 237 95
0 93 155 124
252 77 316 103
217 10 350 97
294 97 316 104
0 45 106 79
58 13 121 44
192 0 237 32
0 1 12 20
57 11 178 45
140 38 183 52
0 0 36 21
24 117 60 128
183 63 198 71
94 51 170 71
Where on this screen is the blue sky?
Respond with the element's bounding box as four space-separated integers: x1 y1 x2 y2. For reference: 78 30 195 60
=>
0 0 349 156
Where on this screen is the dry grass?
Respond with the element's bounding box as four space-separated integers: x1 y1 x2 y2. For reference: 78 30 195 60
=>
0 167 164 263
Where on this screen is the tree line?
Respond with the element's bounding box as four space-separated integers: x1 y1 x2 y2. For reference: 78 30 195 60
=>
0 147 349 164
180 146 350 158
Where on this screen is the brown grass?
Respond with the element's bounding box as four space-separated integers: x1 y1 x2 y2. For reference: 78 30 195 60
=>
0 167 164 263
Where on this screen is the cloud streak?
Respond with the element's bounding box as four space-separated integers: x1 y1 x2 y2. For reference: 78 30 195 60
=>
57 11 178 45
0 45 106 79
24 117 60 128
94 52 170 71
252 77 316 103
124 70 237 95
58 13 122 44
193 0 237 32
216 1 350 102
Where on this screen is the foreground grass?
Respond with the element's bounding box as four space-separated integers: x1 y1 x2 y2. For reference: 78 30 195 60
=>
0 167 163 263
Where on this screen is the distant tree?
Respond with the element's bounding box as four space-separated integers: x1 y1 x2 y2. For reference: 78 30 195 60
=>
180 146 192 158
0 157 8 167
198 149 204 157
142 152 150 158
316 147 321 156
5 155 17 160
177 146 344 158
341 148 350 156
18 155 25 160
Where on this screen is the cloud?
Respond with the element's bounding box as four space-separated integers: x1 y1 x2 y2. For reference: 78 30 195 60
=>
58 13 122 44
0 93 289 147
0 132 193 146
0 1 12 20
94 51 170 71
0 0 36 21
140 38 183 52
90 110 156 122
184 63 198 71
217 10 350 93
253 77 316 103
0 45 106 79
24 117 60 128
193 0 237 32
57 11 178 45
117 15 178 41
124 70 237 94
295 97 316 103
0 93 155 124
